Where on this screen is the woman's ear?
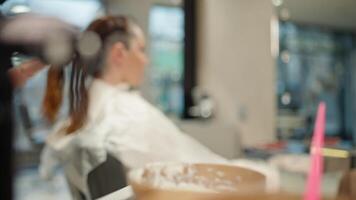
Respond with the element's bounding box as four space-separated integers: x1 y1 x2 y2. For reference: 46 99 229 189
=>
109 42 127 65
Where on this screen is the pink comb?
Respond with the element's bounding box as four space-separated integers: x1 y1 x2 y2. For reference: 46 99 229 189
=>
304 102 326 200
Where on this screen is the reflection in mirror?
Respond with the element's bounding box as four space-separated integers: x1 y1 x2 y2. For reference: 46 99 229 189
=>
273 0 356 147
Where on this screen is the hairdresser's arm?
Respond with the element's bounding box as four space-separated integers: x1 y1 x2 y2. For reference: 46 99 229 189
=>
8 59 46 87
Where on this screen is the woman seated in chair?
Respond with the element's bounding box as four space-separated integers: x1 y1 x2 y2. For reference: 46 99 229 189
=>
40 15 227 199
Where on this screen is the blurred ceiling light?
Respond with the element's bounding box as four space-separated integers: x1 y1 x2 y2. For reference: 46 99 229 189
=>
281 92 291 105
10 4 30 14
270 15 280 58
281 51 290 63
272 0 283 7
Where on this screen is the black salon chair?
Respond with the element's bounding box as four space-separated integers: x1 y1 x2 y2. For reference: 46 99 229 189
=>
66 153 127 200
87 154 127 199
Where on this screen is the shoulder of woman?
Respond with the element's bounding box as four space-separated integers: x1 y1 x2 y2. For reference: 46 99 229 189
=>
100 91 146 116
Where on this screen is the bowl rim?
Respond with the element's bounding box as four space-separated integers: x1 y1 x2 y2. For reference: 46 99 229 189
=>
128 162 267 195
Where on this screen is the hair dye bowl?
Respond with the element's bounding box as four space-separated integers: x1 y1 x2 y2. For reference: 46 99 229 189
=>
129 163 266 200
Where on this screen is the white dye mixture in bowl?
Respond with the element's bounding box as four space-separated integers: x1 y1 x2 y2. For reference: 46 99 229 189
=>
129 163 264 193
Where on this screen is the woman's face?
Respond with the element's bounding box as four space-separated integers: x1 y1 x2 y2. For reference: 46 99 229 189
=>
121 27 148 87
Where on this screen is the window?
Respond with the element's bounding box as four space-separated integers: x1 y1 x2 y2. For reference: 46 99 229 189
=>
148 5 185 116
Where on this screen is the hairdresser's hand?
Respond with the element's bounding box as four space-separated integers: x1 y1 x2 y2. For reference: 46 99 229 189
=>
0 14 78 46
8 59 46 87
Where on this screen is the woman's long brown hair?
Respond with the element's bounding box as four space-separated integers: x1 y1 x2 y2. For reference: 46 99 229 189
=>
42 16 135 134
42 66 64 123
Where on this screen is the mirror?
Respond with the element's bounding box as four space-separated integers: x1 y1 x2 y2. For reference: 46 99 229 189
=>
273 0 356 145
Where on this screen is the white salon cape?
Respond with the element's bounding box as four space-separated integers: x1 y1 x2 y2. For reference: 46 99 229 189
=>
39 79 227 199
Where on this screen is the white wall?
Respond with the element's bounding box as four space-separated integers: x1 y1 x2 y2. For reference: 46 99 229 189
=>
196 0 276 146
107 0 151 31
107 0 276 157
